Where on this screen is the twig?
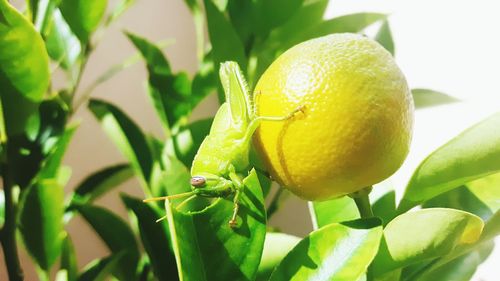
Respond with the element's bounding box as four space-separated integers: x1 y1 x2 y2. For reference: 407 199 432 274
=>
0 164 23 281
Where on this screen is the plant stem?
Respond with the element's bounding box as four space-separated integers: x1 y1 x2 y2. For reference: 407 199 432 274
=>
0 165 23 281
350 186 374 218
70 43 93 115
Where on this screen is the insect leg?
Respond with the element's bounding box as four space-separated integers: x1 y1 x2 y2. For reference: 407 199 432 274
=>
242 105 305 144
229 190 241 228
228 170 244 228
256 105 305 122
176 194 198 211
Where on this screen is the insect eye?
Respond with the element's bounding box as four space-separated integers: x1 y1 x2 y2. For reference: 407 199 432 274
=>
190 176 206 187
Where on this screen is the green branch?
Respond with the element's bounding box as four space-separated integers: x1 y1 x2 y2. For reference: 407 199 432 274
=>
0 164 23 281
350 186 374 218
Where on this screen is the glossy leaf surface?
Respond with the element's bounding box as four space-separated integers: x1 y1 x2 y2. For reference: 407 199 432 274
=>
371 208 484 276
418 241 493 281
89 99 153 188
60 236 78 281
76 204 140 281
257 232 301 281
270 218 382 281
467 172 500 212
204 0 246 102
19 180 65 270
283 13 386 51
78 253 124 281
59 0 108 42
0 0 50 102
121 194 178 281
45 9 81 79
431 209 500 269
309 197 359 229
127 32 208 130
374 20 394 55
399 112 500 211
72 163 133 205
423 186 493 220
166 169 266 281
164 118 213 167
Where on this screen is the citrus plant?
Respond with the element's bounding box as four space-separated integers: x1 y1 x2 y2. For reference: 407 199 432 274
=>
1 1 499 281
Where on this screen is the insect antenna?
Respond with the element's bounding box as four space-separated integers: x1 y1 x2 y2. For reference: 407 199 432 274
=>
175 194 197 211
155 215 168 223
143 191 195 203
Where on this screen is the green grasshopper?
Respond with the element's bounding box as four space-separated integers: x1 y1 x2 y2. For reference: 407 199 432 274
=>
144 61 303 227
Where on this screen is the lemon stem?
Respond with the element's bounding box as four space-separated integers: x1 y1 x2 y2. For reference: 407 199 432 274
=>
349 186 374 218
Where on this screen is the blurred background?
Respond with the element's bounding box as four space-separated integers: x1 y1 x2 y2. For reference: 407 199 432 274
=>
2 0 500 280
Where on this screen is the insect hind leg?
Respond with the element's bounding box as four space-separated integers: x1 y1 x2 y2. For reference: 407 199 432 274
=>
256 105 305 122
229 190 241 228
242 105 305 144
228 170 244 228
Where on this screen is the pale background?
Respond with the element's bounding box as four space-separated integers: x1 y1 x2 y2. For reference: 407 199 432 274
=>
1 0 500 280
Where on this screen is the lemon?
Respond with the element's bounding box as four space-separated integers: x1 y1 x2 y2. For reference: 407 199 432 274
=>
253 33 414 201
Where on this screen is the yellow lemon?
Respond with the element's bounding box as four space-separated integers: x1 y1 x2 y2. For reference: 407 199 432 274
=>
253 33 414 201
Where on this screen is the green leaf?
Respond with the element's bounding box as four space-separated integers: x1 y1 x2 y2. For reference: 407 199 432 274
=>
7 99 69 188
372 190 397 226
269 218 383 281
0 0 50 101
253 9 382 86
152 154 209 210
164 118 213 168
257 232 301 281
417 241 493 281
38 124 77 181
19 180 65 270
258 0 304 33
371 208 484 276
412 89 459 109
78 253 125 281
76 39 175 106
227 0 257 46
76 204 140 281
204 0 247 101
266 0 329 50
89 98 153 188
60 236 78 281
121 194 178 281
309 197 359 229
71 164 133 205
6 133 44 188
125 32 171 74
158 153 190 196
423 186 493 220
107 0 135 24
192 54 217 104
374 20 394 56
126 32 208 130
36 98 69 151
399 112 500 212
0 95 6 143
374 270 401 281
283 13 386 52
166 169 266 281
312 13 386 36
425 210 499 272
0 87 39 137
467 172 500 212
45 9 82 80
0 189 4 228
31 0 61 33
59 0 108 43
